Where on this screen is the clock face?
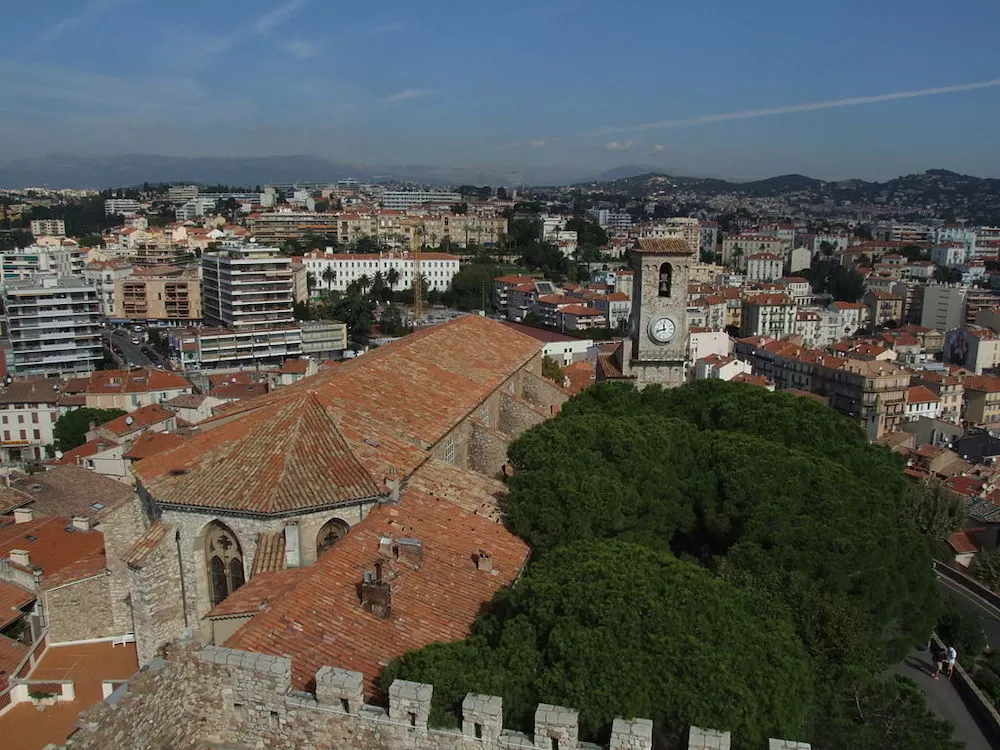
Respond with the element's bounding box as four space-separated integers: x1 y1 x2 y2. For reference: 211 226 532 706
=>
648 315 676 344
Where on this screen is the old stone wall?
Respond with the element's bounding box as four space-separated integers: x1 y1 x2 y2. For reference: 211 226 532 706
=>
468 421 510 478
61 639 810 750
127 526 186 665
498 392 548 440
98 496 146 634
44 574 115 643
521 370 569 413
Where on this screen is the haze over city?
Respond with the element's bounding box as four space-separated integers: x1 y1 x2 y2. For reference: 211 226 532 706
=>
3 0 1000 181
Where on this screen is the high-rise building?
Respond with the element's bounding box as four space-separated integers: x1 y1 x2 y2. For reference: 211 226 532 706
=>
1 244 85 288
2 277 103 377
921 284 967 332
114 265 203 323
201 244 294 329
380 190 462 211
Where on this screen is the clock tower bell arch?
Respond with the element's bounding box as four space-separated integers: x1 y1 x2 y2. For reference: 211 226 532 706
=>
622 236 696 388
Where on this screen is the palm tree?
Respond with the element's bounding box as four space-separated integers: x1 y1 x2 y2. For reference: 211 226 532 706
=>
386 267 400 301
358 274 371 297
371 271 388 303
321 267 337 293
306 271 317 298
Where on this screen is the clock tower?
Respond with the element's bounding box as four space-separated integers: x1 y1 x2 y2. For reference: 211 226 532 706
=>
621 236 696 388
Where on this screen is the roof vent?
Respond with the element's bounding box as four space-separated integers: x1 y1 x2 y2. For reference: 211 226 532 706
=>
477 550 493 572
72 517 91 531
29 484 42 493
8 549 30 567
13 508 33 524
168 468 188 476
125 416 135 426
395 538 424 568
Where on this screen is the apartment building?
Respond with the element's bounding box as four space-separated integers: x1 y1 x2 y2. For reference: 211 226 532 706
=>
694 354 752 381
113 265 202 323
381 191 462 210
942 326 1000 373
921 284 967 332
631 218 700 255
793 308 842 348
105 198 141 216
962 376 1000 426
746 253 784 282
302 250 459 294
167 185 199 203
492 275 535 314
588 292 630 328
1 277 102 377
246 212 341 245
171 326 304 369
917 371 963 424
299 320 348 360
29 219 65 237
558 305 606 331
1 244 85 287
863 291 904 328
83 259 134 316
0 378 71 464
721 234 789 271
890 224 934 244
741 293 796 337
812 234 850 254
202 244 294 330
83 368 194 411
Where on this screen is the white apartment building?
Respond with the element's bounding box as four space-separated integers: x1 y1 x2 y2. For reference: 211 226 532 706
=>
175 197 220 221
2 277 103 378
746 253 784 282
0 378 72 464
694 354 751 382
167 185 199 203
793 307 842 348
936 226 976 251
812 234 850 254
921 284 968 333
201 244 295 330
105 198 141 216
29 219 66 237
931 243 968 267
1 244 86 288
381 191 462 211
904 385 941 422
82 259 134 316
741 294 796 338
721 235 789 271
830 301 868 339
303 250 459 294
890 224 934 244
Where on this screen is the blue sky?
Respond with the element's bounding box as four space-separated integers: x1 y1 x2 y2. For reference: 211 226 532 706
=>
2 0 999 180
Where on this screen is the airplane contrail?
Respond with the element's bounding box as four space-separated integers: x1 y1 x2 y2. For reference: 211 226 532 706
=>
583 78 1000 138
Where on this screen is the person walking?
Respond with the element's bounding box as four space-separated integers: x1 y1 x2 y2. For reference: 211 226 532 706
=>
946 645 958 678
931 641 945 679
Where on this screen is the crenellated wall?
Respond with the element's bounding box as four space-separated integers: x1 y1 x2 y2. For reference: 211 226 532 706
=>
60 637 811 750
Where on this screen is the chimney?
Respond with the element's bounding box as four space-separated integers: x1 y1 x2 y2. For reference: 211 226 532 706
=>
360 565 392 619
72 516 91 531
9 549 30 567
477 550 493 572
13 507 34 524
395 538 423 569
379 536 394 557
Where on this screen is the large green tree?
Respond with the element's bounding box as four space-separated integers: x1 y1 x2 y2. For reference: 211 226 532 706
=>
53 408 127 452
387 541 813 747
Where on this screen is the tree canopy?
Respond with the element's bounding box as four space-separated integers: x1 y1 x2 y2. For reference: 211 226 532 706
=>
387 380 945 748
53 408 127 452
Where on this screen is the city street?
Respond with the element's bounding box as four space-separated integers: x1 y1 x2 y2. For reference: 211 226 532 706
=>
108 328 154 368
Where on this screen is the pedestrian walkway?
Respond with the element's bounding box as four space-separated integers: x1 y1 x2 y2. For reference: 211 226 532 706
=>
892 649 992 750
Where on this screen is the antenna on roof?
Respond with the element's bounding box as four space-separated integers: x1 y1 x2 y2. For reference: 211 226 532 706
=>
125 416 135 425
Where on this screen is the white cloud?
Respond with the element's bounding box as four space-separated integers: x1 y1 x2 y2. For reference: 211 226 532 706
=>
282 39 318 59
586 78 1000 137
32 0 132 47
652 144 665 152
605 140 633 151
255 0 307 34
529 139 548 148
384 88 433 103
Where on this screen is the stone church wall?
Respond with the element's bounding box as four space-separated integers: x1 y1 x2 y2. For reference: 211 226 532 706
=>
61 638 809 750
127 526 187 666
468 421 511 477
45 573 115 643
98 496 146 634
498 392 548 440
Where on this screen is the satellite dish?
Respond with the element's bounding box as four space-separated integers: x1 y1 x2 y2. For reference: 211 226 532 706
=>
125 416 135 425
54 450 63 460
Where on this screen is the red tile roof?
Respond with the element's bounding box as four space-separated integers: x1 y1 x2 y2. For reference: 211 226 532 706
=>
499 321 577 344
250 531 286 576
0 635 27 681
206 569 303 618
123 432 186 461
559 305 603 317
224 462 531 694
85 369 191 395
0 516 106 587
0 580 34 630
907 386 940 405
948 528 983 555
634 237 693 255
279 359 310 375
123 522 173 568
52 437 119 465
98 404 174 437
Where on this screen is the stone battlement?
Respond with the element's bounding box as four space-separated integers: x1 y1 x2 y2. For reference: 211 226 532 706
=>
60 640 811 750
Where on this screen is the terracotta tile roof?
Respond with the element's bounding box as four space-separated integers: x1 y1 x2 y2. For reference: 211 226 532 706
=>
62 378 88 394
164 393 209 409
0 635 27 680
948 529 983 555
0 378 66 405
279 359 310 375
123 432 186 461
745 293 793 306
136 392 387 515
212 382 269 401
536 294 577 306
9 466 132 519
634 237 693 255
206 568 303 618
122 522 173 568
832 301 865 310
499 321 577 344
250 532 287 576
99 404 174 436
52 437 119 465
732 373 772 388
963 375 1000 394
562 361 595 395
0 487 29 516
0 580 34 630
945 475 984 498
85 369 191 395
907 386 940 405
559 305 603 317
0 516 106 587
225 466 531 694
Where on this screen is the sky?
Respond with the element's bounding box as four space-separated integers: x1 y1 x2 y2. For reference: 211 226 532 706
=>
2 0 1000 180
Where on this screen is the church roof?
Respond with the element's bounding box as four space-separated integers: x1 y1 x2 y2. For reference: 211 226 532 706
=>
134 315 543 515
633 237 693 255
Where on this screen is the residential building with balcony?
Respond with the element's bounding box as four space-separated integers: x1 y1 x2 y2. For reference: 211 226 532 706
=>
0 378 71 464
28 219 65 237
380 191 462 210
113 265 202 323
202 244 294 330
746 253 784 282
741 293 796 337
864 291 904 328
104 198 141 216
558 305 606 331
962 375 1000 426
171 326 304 370
1 278 102 378
721 234 789 271
299 320 348 360
492 275 535 314
303 250 459 295
83 260 133 317
905 385 942 422
917 371 963 423
1 244 85 287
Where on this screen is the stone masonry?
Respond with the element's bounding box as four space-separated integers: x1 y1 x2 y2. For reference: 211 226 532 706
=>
60 637 811 750
44 573 116 643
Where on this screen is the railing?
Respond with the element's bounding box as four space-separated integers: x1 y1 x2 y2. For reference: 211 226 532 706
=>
0 631 48 714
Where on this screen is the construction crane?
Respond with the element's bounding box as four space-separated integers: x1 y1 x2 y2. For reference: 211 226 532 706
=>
410 222 424 320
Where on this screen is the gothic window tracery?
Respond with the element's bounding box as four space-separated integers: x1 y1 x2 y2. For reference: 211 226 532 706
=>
205 522 245 607
316 518 350 558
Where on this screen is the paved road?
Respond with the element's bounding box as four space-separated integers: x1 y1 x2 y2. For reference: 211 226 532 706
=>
109 329 154 367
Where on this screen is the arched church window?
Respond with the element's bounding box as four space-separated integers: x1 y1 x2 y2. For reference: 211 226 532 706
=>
658 263 673 298
317 518 351 558
205 521 245 607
